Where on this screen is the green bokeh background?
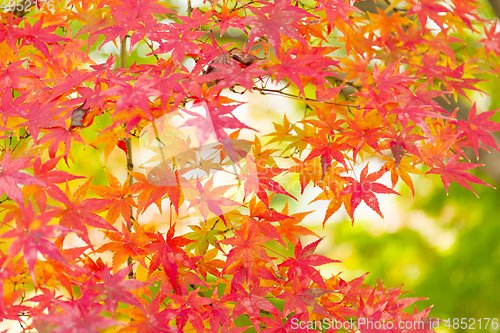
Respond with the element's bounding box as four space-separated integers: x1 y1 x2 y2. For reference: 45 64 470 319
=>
316 174 500 332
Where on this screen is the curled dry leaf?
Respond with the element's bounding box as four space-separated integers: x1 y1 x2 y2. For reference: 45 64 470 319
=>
205 53 232 74
230 51 260 66
391 143 405 167
205 48 262 74
70 103 90 128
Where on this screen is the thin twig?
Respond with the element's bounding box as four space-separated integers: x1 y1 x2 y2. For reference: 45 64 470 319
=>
251 86 368 109
120 35 136 280
187 0 192 17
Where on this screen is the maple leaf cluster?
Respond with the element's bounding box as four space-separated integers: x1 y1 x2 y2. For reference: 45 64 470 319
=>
1 0 499 331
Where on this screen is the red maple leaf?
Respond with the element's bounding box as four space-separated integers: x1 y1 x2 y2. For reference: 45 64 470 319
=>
0 151 45 206
315 0 362 30
112 0 173 22
14 19 70 58
343 121 385 161
426 154 495 196
242 0 314 55
17 100 65 144
180 8 213 30
480 19 500 56
187 177 241 226
182 97 256 145
211 3 245 36
40 298 118 332
55 177 116 246
120 296 180 333
0 289 30 323
340 163 400 220
0 15 24 52
388 79 450 135
153 24 204 65
408 0 451 31
0 89 24 124
221 282 280 327
443 64 484 99
415 53 453 82
381 126 424 167
132 164 185 215
371 60 414 94
28 155 83 211
300 105 345 137
145 224 197 294
278 278 330 316
1 204 69 281
302 132 350 175
169 289 212 331
219 224 274 282
102 71 161 120
96 224 150 273
198 62 267 91
94 4 168 53
90 170 137 225
32 156 83 187
37 127 87 163
239 156 297 208
91 265 149 313
271 50 338 96
449 0 485 32
381 286 427 315
337 272 369 307
48 71 92 98
0 60 40 91
202 296 233 333
356 293 387 333
456 102 500 158
279 238 340 288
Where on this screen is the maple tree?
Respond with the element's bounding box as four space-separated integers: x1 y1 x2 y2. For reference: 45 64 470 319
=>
1 0 500 331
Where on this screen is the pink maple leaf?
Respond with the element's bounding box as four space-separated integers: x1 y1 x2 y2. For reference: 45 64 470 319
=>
0 151 45 205
426 154 495 197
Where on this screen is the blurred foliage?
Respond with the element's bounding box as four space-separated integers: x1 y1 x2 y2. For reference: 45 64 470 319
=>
411 176 500 324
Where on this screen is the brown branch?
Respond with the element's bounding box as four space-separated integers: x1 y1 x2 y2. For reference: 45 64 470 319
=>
487 0 500 19
119 36 136 280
